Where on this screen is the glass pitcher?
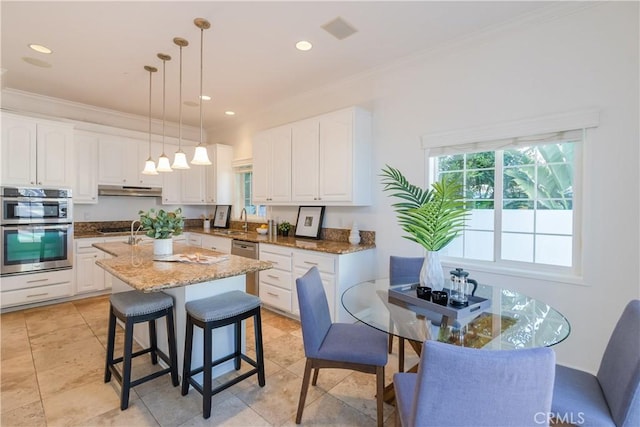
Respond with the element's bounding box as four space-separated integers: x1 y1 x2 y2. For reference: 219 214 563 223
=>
449 268 478 307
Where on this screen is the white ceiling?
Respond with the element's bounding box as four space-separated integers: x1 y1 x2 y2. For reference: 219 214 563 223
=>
1 1 555 132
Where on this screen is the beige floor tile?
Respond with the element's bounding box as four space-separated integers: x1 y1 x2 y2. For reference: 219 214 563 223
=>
265 315 300 334
42 381 121 427
233 368 323 425
0 400 46 427
29 323 96 352
80 398 159 427
257 323 288 343
24 303 86 337
141 379 214 427
31 335 105 373
327 371 395 422
262 333 305 368
0 351 35 380
286 359 354 392
0 369 40 414
281 392 378 426
178 394 271 427
0 326 31 361
37 362 104 398
0 311 27 331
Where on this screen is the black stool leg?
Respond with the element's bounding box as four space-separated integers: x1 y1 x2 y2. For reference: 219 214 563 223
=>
165 307 179 386
254 309 266 387
104 308 117 383
149 318 158 365
234 320 242 370
203 322 213 419
181 315 194 396
120 318 135 410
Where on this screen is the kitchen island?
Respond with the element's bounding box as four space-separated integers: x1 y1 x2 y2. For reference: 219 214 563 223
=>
94 241 272 379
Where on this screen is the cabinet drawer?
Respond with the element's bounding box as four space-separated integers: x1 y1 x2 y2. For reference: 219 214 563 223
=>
259 244 293 257
259 269 292 290
187 234 202 247
259 283 291 312
260 252 292 272
1 282 73 308
76 237 105 252
1 269 73 292
294 252 335 274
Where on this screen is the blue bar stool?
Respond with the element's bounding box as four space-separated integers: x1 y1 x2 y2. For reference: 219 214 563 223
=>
104 290 179 410
181 290 266 419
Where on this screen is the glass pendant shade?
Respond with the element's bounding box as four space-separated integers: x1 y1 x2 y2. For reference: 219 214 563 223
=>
142 157 159 175
172 150 189 169
191 145 212 165
156 154 173 172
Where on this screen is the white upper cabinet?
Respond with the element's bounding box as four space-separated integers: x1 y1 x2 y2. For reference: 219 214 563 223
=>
180 145 206 204
252 125 292 204
98 135 163 187
290 106 373 205
138 140 164 187
74 131 99 203
1 113 74 188
205 144 233 204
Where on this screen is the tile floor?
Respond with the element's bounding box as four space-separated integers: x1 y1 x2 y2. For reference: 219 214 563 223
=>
1 295 416 426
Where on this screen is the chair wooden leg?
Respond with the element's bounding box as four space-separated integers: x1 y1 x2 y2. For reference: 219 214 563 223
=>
399 337 405 373
181 315 194 396
149 318 158 365
311 368 320 386
376 365 384 427
388 318 395 354
296 359 313 424
104 309 117 383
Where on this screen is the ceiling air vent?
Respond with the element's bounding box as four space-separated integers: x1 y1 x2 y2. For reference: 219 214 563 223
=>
321 17 358 40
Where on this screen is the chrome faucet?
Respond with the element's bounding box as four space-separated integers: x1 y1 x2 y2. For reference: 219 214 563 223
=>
240 208 248 232
129 220 142 245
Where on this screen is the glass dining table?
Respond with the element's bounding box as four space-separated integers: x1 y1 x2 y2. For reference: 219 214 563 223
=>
341 278 571 403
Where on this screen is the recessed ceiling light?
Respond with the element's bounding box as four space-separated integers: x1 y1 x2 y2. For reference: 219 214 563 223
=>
295 40 313 51
199 95 211 101
28 44 52 54
22 57 52 68
225 111 235 116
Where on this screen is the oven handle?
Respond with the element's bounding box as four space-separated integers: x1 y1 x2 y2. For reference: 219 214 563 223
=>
2 197 70 203
1 224 72 231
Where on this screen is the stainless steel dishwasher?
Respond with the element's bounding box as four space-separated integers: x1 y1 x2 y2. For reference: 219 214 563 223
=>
231 239 259 296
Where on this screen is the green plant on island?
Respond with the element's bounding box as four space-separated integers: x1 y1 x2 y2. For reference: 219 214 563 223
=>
138 208 184 239
380 165 468 252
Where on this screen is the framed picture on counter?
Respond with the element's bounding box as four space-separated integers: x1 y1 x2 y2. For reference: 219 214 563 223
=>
294 206 325 239
213 205 231 228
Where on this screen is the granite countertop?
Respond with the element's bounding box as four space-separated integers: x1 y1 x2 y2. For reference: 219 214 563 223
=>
184 227 376 254
94 242 272 292
76 227 375 255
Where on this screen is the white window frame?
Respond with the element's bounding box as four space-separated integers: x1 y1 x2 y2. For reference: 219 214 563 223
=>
232 158 266 221
421 110 599 286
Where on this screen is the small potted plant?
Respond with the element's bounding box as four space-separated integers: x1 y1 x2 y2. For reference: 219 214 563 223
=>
139 208 184 256
278 221 292 237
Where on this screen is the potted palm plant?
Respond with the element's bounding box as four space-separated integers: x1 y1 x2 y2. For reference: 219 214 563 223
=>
381 165 468 290
139 208 184 256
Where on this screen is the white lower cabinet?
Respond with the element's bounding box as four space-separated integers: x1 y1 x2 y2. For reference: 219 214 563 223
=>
75 238 106 294
259 244 293 313
200 235 232 253
259 243 375 322
0 269 74 308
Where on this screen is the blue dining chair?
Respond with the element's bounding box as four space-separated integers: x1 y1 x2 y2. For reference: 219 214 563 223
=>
393 340 556 427
389 256 424 372
551 299 640 427
295 266 388 427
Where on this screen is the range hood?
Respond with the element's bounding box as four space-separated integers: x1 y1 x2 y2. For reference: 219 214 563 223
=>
98 185 162 197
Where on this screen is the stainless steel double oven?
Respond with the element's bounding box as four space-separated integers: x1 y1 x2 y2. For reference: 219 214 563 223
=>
1 187 73 276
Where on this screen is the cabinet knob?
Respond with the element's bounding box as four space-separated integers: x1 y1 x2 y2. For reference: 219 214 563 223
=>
31 181 35 184
38 181 42 185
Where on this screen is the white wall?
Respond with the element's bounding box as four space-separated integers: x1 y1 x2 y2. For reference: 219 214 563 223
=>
212 3 640 372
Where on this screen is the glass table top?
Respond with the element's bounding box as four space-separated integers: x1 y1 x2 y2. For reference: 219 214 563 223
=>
341 279 571 350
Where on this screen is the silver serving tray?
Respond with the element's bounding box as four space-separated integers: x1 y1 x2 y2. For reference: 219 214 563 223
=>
388 283 491 321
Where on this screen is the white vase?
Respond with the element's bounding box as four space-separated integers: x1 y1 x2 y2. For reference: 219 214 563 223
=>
153 238 173 257
348 222 361 245
420 250 445 291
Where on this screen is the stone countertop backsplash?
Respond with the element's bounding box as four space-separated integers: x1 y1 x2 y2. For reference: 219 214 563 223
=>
75 219 375 255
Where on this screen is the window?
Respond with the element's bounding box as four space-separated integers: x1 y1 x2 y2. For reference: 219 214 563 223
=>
233 164 265 219
429 134 582 273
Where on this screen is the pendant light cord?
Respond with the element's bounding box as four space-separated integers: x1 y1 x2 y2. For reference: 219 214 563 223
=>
199 24 204 146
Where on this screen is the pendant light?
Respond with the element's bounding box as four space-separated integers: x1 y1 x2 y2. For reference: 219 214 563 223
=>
141 65 159 175
171 37 190 169
191 17 212 165
156 53 173 172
